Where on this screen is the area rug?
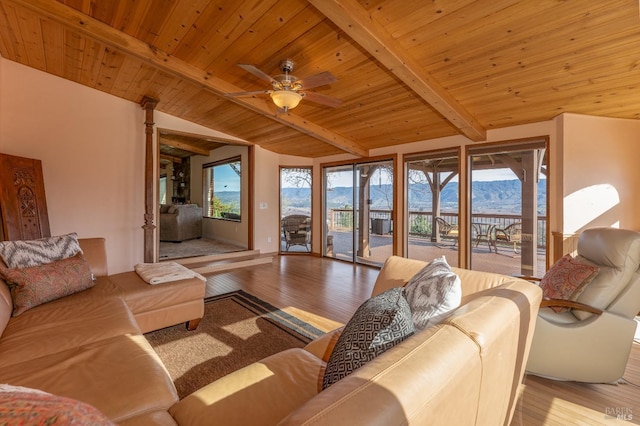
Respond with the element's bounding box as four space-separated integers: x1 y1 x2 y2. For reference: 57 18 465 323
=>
159 238 245 260
145 290 324 399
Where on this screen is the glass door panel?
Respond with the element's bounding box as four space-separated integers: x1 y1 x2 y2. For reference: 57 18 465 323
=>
405 152 459 266
324 165 354 261
323 160 393 267
280 167 312 253
469 141 547 276
355 161 393 266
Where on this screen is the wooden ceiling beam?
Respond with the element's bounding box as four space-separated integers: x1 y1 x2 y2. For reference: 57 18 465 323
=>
160 154 182 164
309 0 487 142
10 0 369 157
160 139 210 156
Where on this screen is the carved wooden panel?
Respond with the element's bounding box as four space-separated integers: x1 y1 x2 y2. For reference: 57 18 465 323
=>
0 153 50 241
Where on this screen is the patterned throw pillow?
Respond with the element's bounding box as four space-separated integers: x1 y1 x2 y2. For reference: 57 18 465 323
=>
0 253 94 316
403 256 462 330
322 287 414 390
0 233 82 269
0 384 113 425
540 254 600 312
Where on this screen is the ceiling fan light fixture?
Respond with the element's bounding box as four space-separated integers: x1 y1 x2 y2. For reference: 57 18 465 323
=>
270 90 302 110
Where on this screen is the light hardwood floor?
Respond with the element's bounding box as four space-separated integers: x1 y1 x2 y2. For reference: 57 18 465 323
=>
203 255 640 425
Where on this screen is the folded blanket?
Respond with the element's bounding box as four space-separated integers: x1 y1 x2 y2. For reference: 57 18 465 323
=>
134 262 206 285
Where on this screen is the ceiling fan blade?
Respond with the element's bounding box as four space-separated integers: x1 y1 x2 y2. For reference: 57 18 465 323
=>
302 91 343 108
297 71 338 90
226 90 270 97
237 64 277 84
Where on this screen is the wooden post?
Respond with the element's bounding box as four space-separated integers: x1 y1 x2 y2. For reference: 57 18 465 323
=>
141 96 158 263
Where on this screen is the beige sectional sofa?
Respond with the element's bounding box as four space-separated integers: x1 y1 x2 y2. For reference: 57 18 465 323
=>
0 241 541 425
171 256 542 426
0 238 205 425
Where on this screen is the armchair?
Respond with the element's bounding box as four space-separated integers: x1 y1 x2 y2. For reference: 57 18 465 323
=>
281 215 310 251
495 222 522 253
435 217 459 246
526 227 640 383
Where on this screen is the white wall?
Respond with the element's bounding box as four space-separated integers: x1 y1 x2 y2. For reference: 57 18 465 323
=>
560 113 640 233
0 59 144 273
254 147 282 253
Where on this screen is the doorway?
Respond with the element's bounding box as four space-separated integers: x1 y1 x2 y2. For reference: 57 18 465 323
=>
467 139 548 276
323 159 394 267
405 150 460 267
280 167 312 254
155 129 250 261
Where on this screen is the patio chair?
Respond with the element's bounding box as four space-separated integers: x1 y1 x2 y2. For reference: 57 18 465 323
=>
435 217 459 246
281 215 310 251
525 227 640 383
495 222 522 253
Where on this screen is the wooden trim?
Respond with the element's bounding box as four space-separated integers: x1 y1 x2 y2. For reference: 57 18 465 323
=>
248 145 254 250
540 299 603 315
140 96 158 263
309 0 485 142
157 128 252 147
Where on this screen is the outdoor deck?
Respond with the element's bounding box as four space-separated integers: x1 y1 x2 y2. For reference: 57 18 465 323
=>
283 231 547 277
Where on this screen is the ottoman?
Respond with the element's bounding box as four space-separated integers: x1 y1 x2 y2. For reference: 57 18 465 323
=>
109 271 205 333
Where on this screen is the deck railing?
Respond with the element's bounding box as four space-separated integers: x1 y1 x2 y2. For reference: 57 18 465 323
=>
328 209 547 247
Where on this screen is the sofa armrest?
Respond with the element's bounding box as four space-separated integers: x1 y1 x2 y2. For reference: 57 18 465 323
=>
540 299 603 315
304 326 344 362
78 238 108 277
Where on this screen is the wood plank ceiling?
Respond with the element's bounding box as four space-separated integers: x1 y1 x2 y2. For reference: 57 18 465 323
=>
0 0 638 158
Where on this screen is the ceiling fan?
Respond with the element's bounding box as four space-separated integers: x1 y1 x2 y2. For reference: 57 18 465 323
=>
226 59 342 112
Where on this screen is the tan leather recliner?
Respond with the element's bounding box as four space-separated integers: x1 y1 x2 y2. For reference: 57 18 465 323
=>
526 227 640 383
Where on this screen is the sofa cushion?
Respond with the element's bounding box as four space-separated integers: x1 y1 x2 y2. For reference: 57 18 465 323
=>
170 348 324 426
0 334 178 424
539 254 599 312
403 256 462 329
322 287 414 390
0 252 94 316
0 384 113 425
0 232 82 269
109 271 205 333
0 284 139 368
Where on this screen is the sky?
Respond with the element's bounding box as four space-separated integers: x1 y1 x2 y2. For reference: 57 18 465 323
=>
213 164 241 192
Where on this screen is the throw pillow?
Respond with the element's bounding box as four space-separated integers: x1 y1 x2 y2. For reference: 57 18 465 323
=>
0 384 113 425
539 253 600 312
403 256 462 330
0 232 82 269
322 287 414 390
0 252 94 316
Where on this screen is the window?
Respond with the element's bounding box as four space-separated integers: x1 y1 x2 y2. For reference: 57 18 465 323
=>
203 157 241 220
468 139 547 276
280 167 312 253
159 176 167 205
323 159 394 267
405 150 460 266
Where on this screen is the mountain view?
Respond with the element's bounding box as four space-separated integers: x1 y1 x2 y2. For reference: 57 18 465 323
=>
279 179 547 215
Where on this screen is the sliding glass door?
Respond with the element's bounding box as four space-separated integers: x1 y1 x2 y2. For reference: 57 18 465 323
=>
468 139 547 276
323 159 394 266
405 150 460 266
280 167 312 253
